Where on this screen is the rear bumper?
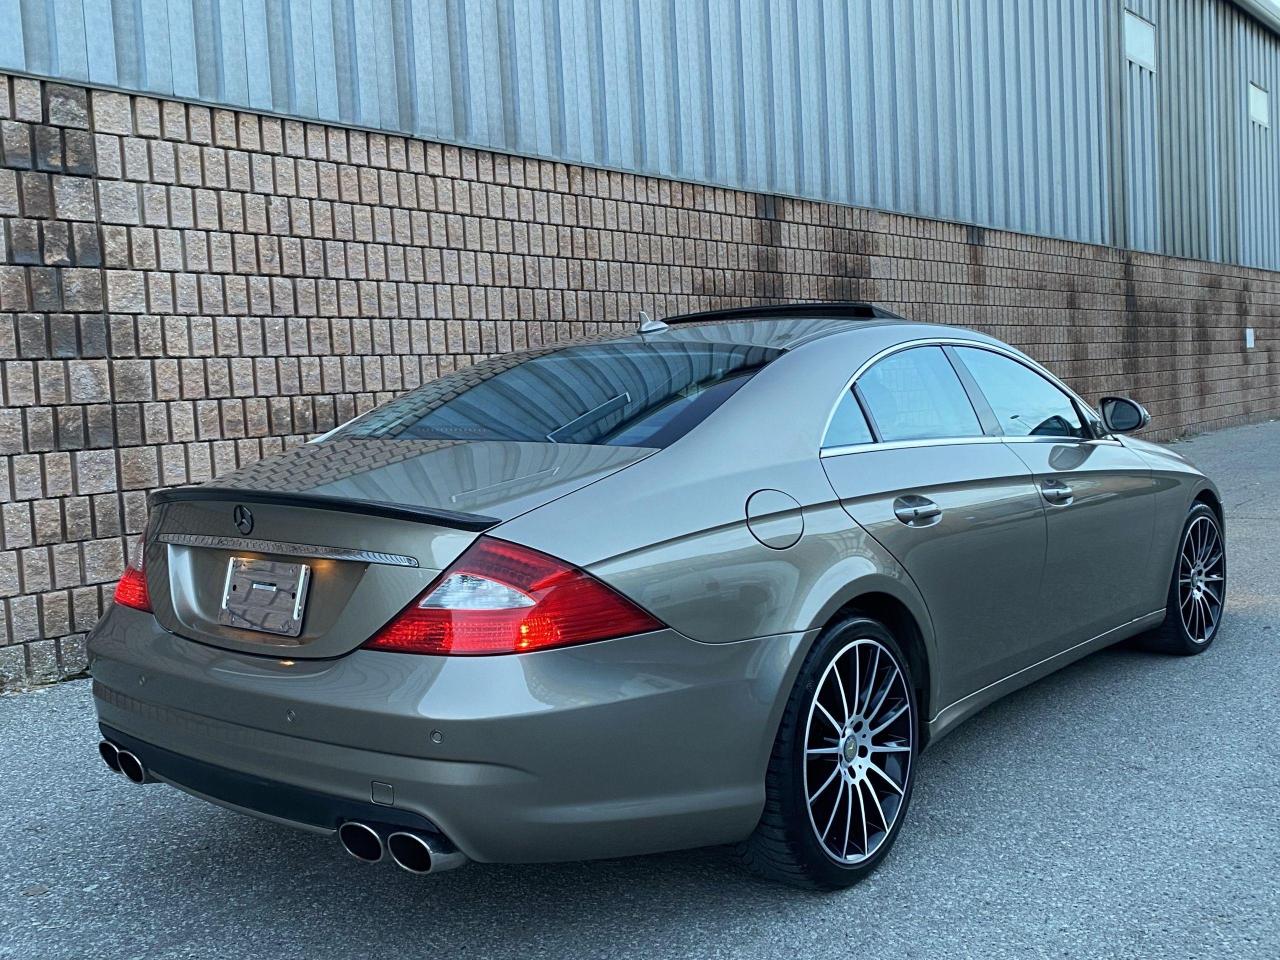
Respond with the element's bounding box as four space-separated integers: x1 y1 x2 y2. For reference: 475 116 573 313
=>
88 606 808 863
98 723 444 836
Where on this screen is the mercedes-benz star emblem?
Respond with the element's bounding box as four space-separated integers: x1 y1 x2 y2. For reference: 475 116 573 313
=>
233 505 254 535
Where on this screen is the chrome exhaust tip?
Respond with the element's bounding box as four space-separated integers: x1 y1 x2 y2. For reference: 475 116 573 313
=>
386 831 468 875
337 822 384 863
97 740 122 774
116 749 148 784
386 831 433 874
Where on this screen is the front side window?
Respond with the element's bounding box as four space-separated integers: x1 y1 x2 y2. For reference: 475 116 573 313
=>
856 347 982 442
335 340 780 449
954 347 1088 440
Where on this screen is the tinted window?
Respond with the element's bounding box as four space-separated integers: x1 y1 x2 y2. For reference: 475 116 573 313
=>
856 347 982 442
955 347 1088 440
824 391 875 448
335 340 780 449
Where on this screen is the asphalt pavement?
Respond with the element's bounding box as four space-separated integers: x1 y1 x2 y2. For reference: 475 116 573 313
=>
2 420 1278 960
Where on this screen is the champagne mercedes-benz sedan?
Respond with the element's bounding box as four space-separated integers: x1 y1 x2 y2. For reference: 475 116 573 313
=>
88 302 1226 889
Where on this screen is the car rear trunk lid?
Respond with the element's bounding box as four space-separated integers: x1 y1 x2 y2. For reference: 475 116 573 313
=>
142 439 650 658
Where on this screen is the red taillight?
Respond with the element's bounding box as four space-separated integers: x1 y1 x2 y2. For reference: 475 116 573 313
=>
113 537 151 612
364 538 663 655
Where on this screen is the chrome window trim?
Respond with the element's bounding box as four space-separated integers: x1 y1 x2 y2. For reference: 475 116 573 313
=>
818 337 1107 455
820 433 1123 459
1002 435 1123 446
820 436 1004 458
157 533 420 568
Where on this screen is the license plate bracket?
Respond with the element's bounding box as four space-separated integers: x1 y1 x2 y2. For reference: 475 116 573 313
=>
218 558 311 638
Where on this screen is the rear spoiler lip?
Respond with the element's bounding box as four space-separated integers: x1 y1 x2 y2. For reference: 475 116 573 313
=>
149 486 501 533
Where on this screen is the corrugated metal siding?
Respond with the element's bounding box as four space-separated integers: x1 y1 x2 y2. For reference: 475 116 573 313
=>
1229 7 1280 268
1122 2 1163 252
3 1 1279 268
1146 0 1280 268
1155 0 1222 263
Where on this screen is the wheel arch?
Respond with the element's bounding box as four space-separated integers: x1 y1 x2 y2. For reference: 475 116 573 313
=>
1192 486 1223 525
822 590 935 750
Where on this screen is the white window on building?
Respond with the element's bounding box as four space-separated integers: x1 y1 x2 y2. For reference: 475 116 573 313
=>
1124 11 1156 71
1249 82 1270 128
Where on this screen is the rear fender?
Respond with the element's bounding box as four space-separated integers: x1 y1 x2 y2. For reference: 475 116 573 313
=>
801 548 940 727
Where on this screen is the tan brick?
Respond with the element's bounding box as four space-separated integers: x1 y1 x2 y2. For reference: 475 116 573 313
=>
91 91 134 135
161 100 187 140
66 359 111 403
8 594 40 642
135 97 161 137
98 179 140 224
59 634 88 676
105 271 147 312
12 78 42 122
117 446 158 489
74 449 118 494
52 174 96 220
0 551 19 597
82 537 125 583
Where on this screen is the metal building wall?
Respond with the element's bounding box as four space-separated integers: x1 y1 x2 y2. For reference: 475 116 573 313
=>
1152 0 1220 262
2 0 1278 268
1224 5 1280 268
1141 0 1280 268
1119 1 1162 252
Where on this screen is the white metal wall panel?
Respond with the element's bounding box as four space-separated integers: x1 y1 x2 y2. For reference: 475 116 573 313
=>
4 0 1279 268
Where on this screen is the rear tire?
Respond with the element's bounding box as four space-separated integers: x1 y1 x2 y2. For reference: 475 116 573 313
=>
733 615 918 890
1138 503 1226 656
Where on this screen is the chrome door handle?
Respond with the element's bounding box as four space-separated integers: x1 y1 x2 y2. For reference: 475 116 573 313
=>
1040 479 1074 506
893 495 942 527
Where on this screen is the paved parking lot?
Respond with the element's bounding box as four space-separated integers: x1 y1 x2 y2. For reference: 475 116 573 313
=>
2 421 1278 960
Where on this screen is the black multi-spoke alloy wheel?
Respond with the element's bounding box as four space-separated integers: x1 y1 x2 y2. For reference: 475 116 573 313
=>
735 616 917 890
1141 503 1226 656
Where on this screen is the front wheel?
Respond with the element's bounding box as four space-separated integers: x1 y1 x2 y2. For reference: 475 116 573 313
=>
734 616 917 890
1139 503 1226 655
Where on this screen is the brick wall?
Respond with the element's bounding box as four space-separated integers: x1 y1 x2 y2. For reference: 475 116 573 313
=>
1 73 1277 688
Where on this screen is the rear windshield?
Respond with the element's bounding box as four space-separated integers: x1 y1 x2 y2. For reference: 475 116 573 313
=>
335 340 780 448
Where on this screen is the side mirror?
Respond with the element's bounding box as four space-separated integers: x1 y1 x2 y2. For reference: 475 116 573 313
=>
1099 396 1150 434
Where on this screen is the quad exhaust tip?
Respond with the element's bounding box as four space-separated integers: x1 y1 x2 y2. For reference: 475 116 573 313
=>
97 740 121 773
337 821 385 863
386 830 469 874
387 831 434 873
338 822 468 875
95 743 467 876
98 739 149 784
117 750 147 784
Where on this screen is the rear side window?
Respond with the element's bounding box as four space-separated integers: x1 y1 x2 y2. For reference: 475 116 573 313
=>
824 391 874 448
336 340 780 449
954 347 1088 440
856 347 982 442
